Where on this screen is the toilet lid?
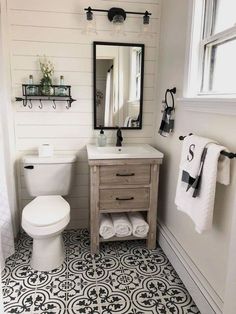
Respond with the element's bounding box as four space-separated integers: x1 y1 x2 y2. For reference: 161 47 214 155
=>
22 196 70 227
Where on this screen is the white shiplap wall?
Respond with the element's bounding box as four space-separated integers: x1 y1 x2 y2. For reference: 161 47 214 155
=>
8 0 161 228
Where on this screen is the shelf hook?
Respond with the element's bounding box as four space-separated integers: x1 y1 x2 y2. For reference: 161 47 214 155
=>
66 100 71 109
66 98 75 109
52 100 56 109
28 100 33 109
22 98 27 107
39 99 43 109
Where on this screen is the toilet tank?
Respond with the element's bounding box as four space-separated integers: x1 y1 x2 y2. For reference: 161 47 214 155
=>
23 155 77 197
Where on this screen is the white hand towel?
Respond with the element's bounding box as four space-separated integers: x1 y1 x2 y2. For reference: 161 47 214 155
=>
217 153 230 185
99 214 115 239
128 212 149 238
111 213 132 237
175 141 230 233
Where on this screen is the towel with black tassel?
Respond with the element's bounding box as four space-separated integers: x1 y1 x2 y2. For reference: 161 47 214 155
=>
158 105 175 137
159 88 176 137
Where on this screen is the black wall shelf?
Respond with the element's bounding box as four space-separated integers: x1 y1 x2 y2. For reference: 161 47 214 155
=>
15 84 76 109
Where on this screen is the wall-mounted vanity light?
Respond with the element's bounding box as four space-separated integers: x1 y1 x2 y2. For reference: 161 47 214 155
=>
83 6 152 36
82 6 97 35
108 7 127 36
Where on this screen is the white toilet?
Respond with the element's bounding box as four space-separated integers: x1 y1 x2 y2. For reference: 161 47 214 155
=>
21 155 76 271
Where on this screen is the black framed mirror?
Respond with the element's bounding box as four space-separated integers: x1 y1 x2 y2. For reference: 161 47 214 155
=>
93 41 145 129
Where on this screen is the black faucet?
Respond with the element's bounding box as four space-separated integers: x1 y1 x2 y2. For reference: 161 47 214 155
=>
116 127 123 147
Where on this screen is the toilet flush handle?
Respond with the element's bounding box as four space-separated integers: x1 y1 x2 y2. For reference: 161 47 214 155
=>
24 165 34 169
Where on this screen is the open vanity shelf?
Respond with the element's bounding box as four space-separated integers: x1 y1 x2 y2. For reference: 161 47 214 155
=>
100 235 147 242
87 150 163 254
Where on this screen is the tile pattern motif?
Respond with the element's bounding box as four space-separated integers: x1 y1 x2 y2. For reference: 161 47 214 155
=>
2 229 200 313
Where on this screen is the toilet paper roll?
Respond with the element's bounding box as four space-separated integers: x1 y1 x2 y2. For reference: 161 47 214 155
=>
38 144 54 157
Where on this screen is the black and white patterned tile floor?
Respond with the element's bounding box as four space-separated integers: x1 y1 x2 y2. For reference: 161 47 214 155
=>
2 229 200 314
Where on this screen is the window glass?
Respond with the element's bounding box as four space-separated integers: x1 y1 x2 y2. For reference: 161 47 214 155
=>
207 38 236 93
213 0 236 34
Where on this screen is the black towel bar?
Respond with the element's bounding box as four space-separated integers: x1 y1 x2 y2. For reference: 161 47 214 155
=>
179 134 236 159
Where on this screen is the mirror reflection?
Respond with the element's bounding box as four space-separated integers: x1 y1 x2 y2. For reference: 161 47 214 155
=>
94 42 144 129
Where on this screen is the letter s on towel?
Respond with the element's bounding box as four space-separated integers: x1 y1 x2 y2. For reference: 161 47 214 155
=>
187 144 195 162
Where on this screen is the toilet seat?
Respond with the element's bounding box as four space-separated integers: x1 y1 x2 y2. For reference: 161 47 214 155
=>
22 195 70 239
21 196 71 271
22 195 70 227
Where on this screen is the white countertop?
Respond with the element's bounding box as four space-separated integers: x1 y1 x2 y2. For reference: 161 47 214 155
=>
86 144 164 160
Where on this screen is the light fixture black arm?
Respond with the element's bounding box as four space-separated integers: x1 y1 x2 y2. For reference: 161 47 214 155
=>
84 7 108 13
84 7 151 16
125 10 151 16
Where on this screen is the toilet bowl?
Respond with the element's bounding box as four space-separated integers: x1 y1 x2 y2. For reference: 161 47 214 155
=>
21 154 76 271
22 195 70 271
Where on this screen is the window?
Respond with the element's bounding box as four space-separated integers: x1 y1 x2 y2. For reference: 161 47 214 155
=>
187 0 236 97
135 49 142 100
129 47 142 101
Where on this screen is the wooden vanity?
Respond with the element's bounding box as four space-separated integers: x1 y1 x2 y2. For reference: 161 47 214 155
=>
87 144 163 254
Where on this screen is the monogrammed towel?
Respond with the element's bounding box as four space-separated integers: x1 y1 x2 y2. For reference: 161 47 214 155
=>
179 135 215 197
175 135 230 233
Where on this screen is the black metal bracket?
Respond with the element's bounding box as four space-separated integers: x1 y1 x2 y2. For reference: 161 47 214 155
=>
15 84 76 109
179 134 236 159
169 87 176 94
179 133 193 141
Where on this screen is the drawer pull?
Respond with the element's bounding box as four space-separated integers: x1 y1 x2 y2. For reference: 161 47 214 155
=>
116 197 134 201
24 165 34 169
116 173 135 177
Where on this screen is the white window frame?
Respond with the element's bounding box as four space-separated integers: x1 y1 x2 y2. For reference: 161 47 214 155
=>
129 47 142 103
184 0 236 99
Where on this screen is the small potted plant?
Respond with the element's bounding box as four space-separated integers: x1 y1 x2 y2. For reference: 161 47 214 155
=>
39 56 54 95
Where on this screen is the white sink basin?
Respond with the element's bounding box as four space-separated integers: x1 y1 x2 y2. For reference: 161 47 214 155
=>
87 144 164 160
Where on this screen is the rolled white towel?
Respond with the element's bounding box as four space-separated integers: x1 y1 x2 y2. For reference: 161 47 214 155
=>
99 214 115 239
111 213 132 237
128 212 149 238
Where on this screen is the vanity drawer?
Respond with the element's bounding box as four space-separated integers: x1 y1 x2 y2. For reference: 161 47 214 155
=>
100 165 150 185
100 188 150 210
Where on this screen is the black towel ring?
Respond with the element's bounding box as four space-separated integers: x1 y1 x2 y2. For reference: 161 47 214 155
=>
164 87 176 110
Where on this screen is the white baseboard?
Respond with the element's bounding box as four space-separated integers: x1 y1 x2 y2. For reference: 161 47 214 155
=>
157 222 223 314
